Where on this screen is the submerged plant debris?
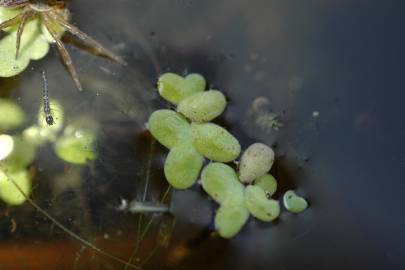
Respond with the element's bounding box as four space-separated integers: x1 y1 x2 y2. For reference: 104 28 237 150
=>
246 96 284 132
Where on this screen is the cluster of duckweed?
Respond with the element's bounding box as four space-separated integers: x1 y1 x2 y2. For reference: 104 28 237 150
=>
0 7 64 77
149 72 309 238
0 98 97 205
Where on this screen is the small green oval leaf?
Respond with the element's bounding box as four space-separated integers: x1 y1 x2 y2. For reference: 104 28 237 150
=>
191 122 241 162
245 185 280 222
148 109 191 149
164 142 204 189
283 190 308 213
254 174 277 197
215 197 249 238
157 73 206 104
201 162 244 204
177 90 226 123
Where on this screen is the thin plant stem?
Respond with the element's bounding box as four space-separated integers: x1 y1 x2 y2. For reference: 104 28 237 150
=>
6 174 142 270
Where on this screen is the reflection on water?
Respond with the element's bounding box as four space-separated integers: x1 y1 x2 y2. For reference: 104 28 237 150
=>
1 0 404 269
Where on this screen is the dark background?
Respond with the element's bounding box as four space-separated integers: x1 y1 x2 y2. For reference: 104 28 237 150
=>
0 0 404 269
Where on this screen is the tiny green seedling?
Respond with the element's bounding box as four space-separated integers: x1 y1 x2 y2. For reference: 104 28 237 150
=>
283 190 308 213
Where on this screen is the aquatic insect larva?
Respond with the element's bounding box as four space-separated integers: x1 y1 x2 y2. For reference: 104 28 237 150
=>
40 69 53 125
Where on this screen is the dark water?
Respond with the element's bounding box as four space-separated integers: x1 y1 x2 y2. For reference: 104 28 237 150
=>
0 0 404 269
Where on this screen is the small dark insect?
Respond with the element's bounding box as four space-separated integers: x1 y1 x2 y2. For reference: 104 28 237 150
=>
0 0 126 91
41 69 54 125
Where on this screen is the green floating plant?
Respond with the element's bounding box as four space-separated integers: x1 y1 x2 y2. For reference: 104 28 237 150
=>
0 135 37 172
191 122 241 162
215 196 249 239
0 169 31 206
157 73 206 105
164 141 204 189
0 134 14 160
283 190 308 213
0 97 100 205
254 174 277 197
0 18 49 76
239 143 275 184
245 185 280 222
0 7 65 77
149 72 310 238
201 162 244 204
177 90 226 123
0 98 25 131
148 109 191 149
54 125 97 165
